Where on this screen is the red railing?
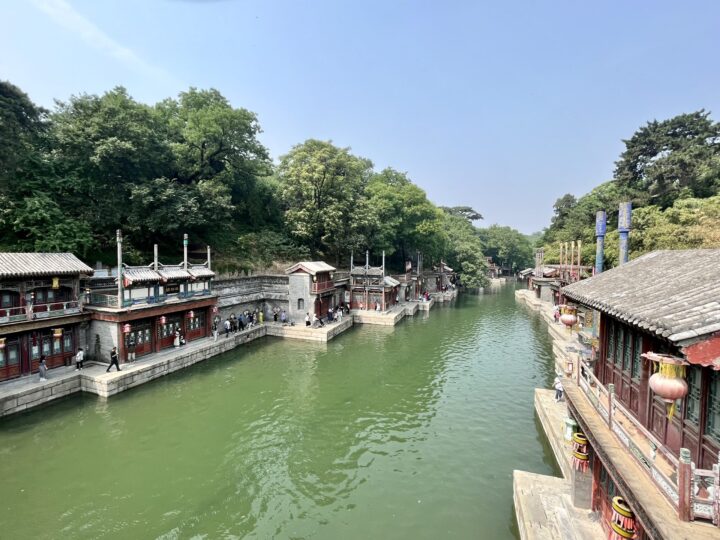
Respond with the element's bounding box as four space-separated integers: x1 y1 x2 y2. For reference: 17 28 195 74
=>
311 281 335 294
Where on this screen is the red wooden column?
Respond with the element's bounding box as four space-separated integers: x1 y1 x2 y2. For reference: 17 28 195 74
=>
677 448 692 521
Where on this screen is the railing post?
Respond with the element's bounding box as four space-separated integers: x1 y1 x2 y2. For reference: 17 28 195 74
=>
678 448 693 521
607 383 615 429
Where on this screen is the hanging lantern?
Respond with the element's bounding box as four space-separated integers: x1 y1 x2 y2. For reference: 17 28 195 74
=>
645 353 688 420
52 328 63 338
159 315 167 325
560 305 578 328
212 306 219 314
122 323 132 334
187 310 195 319
572 432 589 472
608 497 636 540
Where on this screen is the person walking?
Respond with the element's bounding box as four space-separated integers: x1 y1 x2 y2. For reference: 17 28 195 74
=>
224 318 231 338
75 347 85 370
280 310 287 324
106 347 121 372
212 322 219 342
38 355 48 381
305 313 311 327
553 376 564 402
173 329 181 348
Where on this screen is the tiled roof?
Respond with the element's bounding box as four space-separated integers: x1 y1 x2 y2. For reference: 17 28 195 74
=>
0 253 93 278
123 266 160 284
383 276 400 287
285 261 336 276
158 265 192 281
562 249 720 345
351 266 384 277
188 265 214 279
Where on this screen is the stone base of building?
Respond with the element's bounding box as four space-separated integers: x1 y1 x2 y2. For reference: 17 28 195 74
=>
351 305 406 326
513 470 604 540
417 298 435 311
265 318 352 342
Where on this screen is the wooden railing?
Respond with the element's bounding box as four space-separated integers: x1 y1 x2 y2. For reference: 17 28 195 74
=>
311 281 335 294
577 358 719 524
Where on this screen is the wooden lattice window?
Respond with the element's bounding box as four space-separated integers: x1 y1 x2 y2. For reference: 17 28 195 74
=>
706 371 720 442
607 321 616 363
615 326 624 367
685 367 701 426
631 334 642 379
623 328 633 372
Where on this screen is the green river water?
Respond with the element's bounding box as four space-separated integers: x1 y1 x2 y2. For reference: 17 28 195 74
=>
0 285 560 539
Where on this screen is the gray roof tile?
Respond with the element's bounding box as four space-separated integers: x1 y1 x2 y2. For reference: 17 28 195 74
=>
0 253 93 278
562 249 720 345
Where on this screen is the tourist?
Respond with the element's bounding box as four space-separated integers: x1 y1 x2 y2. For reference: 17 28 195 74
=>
281 310 287 324
107 347 121 372
375 301 380 311
179 333 186 346
38 355 48 381
305 313 311 327
327 307 333 323
273 310 278 323
127 334 136 361
173 329 181 348
224 318 231 338
553 376 564 402
75 347 85 371
212 322 219 342
313 313 324 327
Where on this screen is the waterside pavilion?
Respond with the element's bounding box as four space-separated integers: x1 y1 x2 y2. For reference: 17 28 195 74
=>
0 253 93 381
561 249 720 537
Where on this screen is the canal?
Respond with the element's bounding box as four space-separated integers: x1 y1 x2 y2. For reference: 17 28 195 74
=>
0 285 560 539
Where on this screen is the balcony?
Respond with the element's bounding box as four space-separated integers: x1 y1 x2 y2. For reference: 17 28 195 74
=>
0 301 82 324
576 358 719 524
311 281 335 294
86 289 212 309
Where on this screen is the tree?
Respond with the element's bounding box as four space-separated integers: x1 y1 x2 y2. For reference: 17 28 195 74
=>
442 213 487 288
439 206 483 221
614 110 720 207
365 168 446 266
478 225 534 271
277 140 373 261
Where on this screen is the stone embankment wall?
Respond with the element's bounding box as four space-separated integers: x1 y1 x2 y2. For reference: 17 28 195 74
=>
213 275 289 321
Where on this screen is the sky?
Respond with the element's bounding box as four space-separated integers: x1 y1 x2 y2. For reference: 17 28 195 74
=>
2 0 719 233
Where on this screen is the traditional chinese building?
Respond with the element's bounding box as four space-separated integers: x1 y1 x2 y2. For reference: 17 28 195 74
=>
85 232 216 364
349 251 400 310
561 249 720 537
0 253 93 381
285 261 338 322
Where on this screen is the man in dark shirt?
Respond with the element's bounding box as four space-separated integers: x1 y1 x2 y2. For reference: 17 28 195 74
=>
106 346 121 372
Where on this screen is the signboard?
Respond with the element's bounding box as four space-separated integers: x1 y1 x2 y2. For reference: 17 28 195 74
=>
164 283 180 294
52 277 60 289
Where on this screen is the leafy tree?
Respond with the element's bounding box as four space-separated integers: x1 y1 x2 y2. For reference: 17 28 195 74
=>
277 140 373 261
365 168 446 265
439 206 483 221
442 213 487 288
615 110 720 207
478 225 534 271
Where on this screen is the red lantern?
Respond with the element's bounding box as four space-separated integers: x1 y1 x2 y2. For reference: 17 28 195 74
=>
560 313 577 327
187 310 195 319
122 323 132 334
212 306 219 314
159 315 167 325
649 373 688 403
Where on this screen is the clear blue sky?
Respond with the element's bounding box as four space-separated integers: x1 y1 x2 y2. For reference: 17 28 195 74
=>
2 1 719 233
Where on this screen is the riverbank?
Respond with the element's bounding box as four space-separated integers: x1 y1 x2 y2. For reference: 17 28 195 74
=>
0 299 440 418
513 288 604 540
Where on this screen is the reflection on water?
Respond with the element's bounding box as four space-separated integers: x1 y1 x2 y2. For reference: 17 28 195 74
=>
0 285 558 539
